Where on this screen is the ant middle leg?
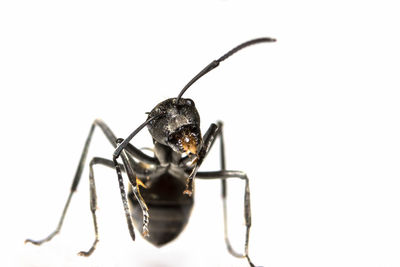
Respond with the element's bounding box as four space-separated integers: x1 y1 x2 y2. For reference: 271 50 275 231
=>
195 170 255 267
25 119 156 249
77 157 124 256
214 122 244 258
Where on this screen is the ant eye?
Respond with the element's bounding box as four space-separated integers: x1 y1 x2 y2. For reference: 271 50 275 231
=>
186 99 194 106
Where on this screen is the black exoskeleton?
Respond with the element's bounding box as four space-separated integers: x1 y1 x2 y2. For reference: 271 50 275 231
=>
25 37 276 267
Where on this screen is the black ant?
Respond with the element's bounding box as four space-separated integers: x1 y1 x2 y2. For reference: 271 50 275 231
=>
25 37 276 267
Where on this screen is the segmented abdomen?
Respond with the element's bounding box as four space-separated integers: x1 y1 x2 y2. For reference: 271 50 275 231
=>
128 172 194 247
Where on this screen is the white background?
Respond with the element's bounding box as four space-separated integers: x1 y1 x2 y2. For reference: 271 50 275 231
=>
1 1 400 267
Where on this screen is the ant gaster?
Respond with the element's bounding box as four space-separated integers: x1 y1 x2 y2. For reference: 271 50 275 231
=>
25 37 276 267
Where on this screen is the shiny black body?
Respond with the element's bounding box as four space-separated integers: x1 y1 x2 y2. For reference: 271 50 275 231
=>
25 37 276 267
128 98 201 246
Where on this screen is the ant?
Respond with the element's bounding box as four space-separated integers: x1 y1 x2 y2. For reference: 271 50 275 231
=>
25 37 276 267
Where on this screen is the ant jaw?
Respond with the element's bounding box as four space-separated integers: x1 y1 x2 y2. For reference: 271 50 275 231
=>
181 134 198 155
167 126 202 157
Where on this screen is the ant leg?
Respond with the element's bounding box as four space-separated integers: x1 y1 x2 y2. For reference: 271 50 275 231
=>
214 122 241 260
25 121 99 246
180 122 257 266
114 139 150 238
25 119 154 247
78 156 156 256
78 157 125 256
195 170 256 267
110 116 165 238
182 122 249 256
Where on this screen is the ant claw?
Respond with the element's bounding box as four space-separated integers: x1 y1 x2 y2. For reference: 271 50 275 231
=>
78 250 91 257
24 239 41 245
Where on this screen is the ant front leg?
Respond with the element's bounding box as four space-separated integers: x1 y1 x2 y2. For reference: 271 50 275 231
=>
180 122 219 195
79 156 155 256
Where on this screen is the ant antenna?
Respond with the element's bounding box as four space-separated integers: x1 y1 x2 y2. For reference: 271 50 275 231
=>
176 37 276 102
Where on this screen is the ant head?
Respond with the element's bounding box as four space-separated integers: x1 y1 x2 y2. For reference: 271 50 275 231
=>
147 98 202 156
145 38 275 157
